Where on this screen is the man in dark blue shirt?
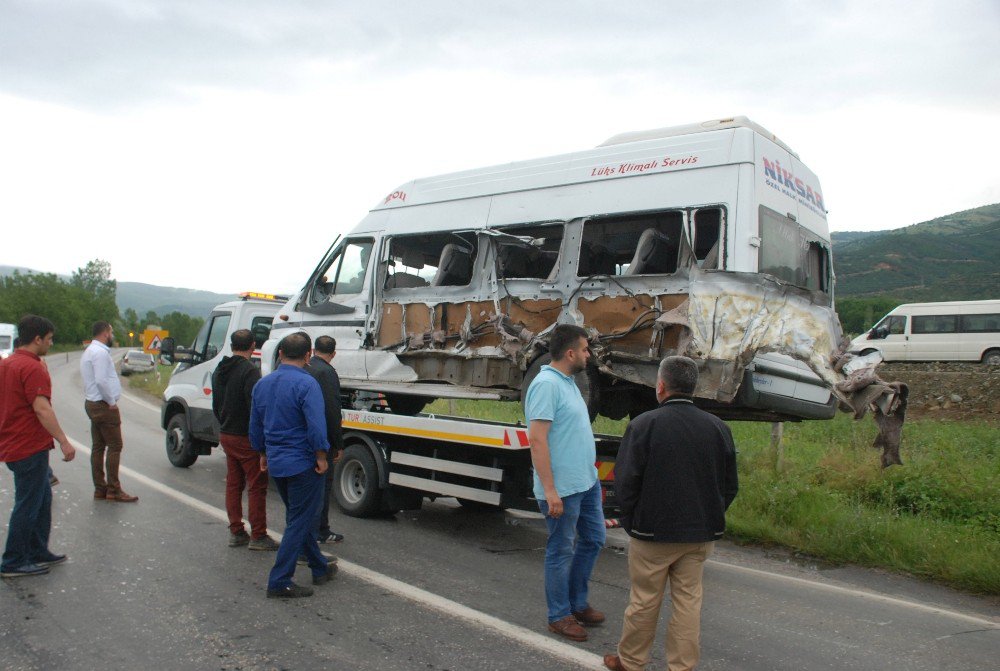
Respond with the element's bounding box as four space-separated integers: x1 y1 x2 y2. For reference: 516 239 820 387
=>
250 332 335 598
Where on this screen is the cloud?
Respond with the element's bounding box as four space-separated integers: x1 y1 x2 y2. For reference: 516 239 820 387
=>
2 1 998 111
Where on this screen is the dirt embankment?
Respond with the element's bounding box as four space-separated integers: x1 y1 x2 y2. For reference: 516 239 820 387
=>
878 362 1000 421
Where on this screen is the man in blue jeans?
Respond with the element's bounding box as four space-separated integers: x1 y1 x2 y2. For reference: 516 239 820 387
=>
526 323 606 642
0 315 77 578
250 332 335 598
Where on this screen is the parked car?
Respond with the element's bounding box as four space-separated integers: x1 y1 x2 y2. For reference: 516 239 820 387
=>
121 350 156 376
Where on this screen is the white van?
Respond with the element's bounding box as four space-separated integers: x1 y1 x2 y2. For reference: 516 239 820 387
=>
262 117 844 422
850 300 1000 364
0 323 16 359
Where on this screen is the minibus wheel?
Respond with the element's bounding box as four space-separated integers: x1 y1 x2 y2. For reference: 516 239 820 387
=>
983 349 1000 366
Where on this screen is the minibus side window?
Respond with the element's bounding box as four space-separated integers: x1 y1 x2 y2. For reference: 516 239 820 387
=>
958 313 1000 333
578 210 683 277
384 232 478 289
494 223 564 281
692 207 724 269
912 315 958 334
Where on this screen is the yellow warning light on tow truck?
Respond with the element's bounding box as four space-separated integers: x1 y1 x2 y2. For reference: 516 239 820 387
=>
239 291 289 302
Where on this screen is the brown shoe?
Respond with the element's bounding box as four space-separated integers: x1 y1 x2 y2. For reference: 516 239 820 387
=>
573 605 606 626
94 488 107 500
548 615 588 642
603 654 626 670
106 489 139 503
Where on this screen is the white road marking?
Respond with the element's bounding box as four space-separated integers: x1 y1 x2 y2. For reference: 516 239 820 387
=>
119 388 162 414
114 390 1000 631
704 559 998 628
66 437 607 670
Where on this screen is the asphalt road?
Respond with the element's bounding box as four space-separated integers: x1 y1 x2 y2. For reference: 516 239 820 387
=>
1 350 997 671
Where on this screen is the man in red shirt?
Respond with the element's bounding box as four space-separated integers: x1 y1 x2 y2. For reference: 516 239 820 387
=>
0 315 76 578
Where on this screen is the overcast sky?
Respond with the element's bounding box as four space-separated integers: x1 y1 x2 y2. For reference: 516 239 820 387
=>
2 0 998 294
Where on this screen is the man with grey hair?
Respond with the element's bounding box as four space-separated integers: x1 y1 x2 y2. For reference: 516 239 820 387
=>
604 356 738 671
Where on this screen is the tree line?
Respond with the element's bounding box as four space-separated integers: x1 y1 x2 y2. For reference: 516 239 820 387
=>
0 258 897 348
0 259 203 348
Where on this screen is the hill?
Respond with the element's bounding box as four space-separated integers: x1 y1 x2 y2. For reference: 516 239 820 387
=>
115 282 237 317
832 203 1000 301
0 265 236 317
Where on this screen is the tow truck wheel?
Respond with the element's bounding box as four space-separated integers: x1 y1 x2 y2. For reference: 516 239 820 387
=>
334 445 382 517
165 414 199 468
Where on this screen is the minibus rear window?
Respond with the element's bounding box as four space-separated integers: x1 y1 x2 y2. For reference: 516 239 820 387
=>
758 206 830 295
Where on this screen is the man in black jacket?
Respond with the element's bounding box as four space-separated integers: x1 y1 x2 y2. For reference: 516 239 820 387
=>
306 335 345 544
211 329 278 551
604 356 738 671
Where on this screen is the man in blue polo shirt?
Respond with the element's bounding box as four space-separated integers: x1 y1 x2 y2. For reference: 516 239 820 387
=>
250 332 335 598
526 323 606 642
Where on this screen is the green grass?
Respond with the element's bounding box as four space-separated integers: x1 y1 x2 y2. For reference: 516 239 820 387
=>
427 399 999 594
125 364 173 398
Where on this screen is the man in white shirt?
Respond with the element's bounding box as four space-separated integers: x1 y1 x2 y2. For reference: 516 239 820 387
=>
80 321 137 502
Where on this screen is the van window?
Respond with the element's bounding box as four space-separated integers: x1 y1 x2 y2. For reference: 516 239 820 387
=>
959 313 1000 333
912 314 958 334
250 316 272 348
308 238 374 305
385 232 478 289
759 206 830 294
578 210 683 277
203 313 232 360
0 335 11 349
495 223 564 280
872 315 906 337
692 207 724 269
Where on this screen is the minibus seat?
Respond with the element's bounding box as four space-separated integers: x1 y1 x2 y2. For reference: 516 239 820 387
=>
385 272 429 289
579 242 617 276
499 244 560 280
431 244 473 286
498 245 530 278
625 228 677 275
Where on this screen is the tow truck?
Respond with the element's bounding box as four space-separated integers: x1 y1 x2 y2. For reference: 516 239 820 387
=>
158 292 287 467
331 402 621 520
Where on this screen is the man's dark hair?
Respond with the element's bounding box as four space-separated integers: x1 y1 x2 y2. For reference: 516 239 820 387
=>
314 335 336 355
230 329 255 352
18 315 55 345
278 332 312 360
658 355 699 395
549 324 589 361
92 320 112 337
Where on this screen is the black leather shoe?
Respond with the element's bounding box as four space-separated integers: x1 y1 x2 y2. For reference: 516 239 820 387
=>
266 583 314 599
34 553 67 568
313 563 339 585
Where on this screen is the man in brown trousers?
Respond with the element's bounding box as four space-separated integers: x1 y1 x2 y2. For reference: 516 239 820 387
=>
604 356 738 671
80 321 138 502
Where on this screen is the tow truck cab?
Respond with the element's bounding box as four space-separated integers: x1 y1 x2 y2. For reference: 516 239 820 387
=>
158 292 287 467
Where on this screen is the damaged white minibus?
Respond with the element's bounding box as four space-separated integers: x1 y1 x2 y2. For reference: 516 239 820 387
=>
262 116 844 422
